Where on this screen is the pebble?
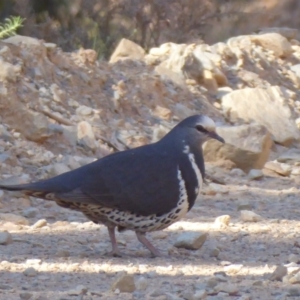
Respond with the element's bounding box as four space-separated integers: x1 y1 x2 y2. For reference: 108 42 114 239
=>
111 272 136 293
32 219 47 229
76 105 93 116
174 232 207 250
0 213 29 225
56 250 70 257
0 230 12 245
193 290 207 300
136 276 148 290
19 292 33 300
230 168 245 177
23 267 38 277
288 287 300 296
240 210 263 222
214 283 238 295
288 253 300 263
248 169 264 180
237 200 253 211
22 207 38 218
214 215 230 227
224 264 243 274
269 265 287 281
68 285 88 296
288 272 300 284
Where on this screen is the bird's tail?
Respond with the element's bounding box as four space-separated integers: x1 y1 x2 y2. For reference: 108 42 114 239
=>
0 183 56 200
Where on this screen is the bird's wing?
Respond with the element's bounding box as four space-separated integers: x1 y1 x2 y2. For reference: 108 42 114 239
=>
56 146 182 216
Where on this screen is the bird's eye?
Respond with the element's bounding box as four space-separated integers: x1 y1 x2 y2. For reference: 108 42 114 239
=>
195 125 208 133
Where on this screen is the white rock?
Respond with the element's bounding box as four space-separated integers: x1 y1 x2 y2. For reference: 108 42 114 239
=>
264 161 292 176
22 207 38 218
214 215 231 227
0 231 12 245
221 86 300 146
76 105 93 116
193 290 207 300
111 273 136 293
174 232 207 250
135 276 148 290
248 169 264 180
0 213 29 225
23 267 38 277
251 33 292 58
214 282 238 295
289 254 300 264
240 210 263 222
32 219 47 229
204 123 272 172
224 264 243 274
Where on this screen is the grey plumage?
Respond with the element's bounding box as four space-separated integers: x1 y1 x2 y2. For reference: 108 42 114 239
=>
0 115 224 257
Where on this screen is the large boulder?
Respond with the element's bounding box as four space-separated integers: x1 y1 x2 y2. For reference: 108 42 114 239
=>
203 124 272 172
109 38 145 63
221 86 300 146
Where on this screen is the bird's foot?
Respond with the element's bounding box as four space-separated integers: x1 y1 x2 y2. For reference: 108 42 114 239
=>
135 232 163 258
107 249 123 257
107 226 123 257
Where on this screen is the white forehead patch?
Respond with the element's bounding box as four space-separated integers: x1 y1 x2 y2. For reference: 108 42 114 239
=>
198 115 216 132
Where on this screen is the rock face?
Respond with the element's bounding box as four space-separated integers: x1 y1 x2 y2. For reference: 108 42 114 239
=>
204 124 272 172
221 86 300 146
109 38 145 63
250 33 293 58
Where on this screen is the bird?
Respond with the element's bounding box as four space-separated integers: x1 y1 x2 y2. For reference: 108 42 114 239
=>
0 115 225 257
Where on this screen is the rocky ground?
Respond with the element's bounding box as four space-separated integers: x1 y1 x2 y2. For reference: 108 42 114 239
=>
1 28 300 299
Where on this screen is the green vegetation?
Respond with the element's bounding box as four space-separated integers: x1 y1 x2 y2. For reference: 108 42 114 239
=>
0 16 24 39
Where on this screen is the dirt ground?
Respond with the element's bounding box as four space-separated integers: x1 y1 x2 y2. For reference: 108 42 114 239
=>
1 168 300 300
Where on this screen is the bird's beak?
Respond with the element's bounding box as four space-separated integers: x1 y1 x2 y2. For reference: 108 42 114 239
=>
208 131 225 143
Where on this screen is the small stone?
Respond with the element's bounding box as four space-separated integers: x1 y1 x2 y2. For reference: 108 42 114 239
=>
136 276 148 290
264 161 292 176
269 265 287 281
214 215 230 227
230 168 245 177
32 219 47 229
288 272 300 284
214 283 238 295
22 207 38 218
25 259 42 265
23 267 38 277
56 250 70 257
0 284 12 290
174 232 207 250
210 247 220 258
248 169 264 180
0 231 12 245
111 272 136 293
237 200 253 211
76 105 93 116
288 287 300 296
0 213 29 225
68 285 88 296
224 264 243 274
288 254 300 263
50 163 71 176
19 292 33 300
77 121 96 150
240 210 263 222
193 290 207 300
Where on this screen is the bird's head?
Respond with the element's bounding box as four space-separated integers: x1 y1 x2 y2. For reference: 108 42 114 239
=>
161 115 225 149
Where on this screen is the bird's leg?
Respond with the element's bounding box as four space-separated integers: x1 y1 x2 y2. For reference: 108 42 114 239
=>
107 226 122 257
135 232 162 257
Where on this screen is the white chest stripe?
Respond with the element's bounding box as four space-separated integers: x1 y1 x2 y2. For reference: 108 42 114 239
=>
183 145 203 196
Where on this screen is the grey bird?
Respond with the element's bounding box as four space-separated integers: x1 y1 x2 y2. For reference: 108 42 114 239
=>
0 115 224 257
